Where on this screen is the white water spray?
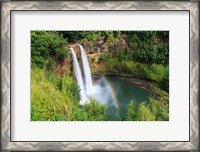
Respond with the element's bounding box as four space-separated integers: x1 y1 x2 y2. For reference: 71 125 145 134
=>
71 45 111 105
70 47 87 104
79 45 93 94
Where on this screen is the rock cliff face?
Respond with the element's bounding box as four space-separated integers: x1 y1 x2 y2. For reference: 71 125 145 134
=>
68 44 81 59
55 37 127 77
55 44 82 77
78 36 127 54
56 55 70 77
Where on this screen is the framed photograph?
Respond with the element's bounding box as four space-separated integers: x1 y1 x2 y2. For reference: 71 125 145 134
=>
1 1 199 151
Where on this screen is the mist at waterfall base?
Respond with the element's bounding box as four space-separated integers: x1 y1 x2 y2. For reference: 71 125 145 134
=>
71 46 150 119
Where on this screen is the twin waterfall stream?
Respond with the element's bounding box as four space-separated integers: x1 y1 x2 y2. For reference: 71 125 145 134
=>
70 45 93 104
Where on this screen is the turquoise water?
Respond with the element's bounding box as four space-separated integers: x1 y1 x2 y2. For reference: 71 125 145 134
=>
94 77 151 120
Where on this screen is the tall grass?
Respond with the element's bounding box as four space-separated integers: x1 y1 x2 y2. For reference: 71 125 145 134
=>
31 68 109 121
31 68 73 120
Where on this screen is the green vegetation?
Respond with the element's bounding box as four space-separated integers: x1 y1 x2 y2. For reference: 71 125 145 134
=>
31 31 69 68
31 31 169 121
126 31 169 65
32 68 168 121
92 58 169 92
61 31 168 65
32 68 109 121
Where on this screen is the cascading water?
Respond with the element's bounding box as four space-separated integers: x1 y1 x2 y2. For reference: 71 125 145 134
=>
70 47 87 104
79 45 93 94
71 45 114 106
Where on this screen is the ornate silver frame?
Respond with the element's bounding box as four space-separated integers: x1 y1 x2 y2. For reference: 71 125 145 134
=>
1 1 199 151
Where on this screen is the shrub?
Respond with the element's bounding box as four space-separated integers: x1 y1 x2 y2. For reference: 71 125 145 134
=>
136 102 155 121
31 31 69 68
81 98 108 121
99 53 110 62
126 100 136 120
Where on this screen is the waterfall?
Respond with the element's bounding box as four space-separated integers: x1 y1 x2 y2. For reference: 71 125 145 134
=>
79 45 93 95
70 47 86 104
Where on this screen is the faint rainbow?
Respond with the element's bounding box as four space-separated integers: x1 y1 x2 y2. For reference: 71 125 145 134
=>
104 78 119 111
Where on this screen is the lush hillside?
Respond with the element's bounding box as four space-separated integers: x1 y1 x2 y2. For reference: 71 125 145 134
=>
31 31 169 121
